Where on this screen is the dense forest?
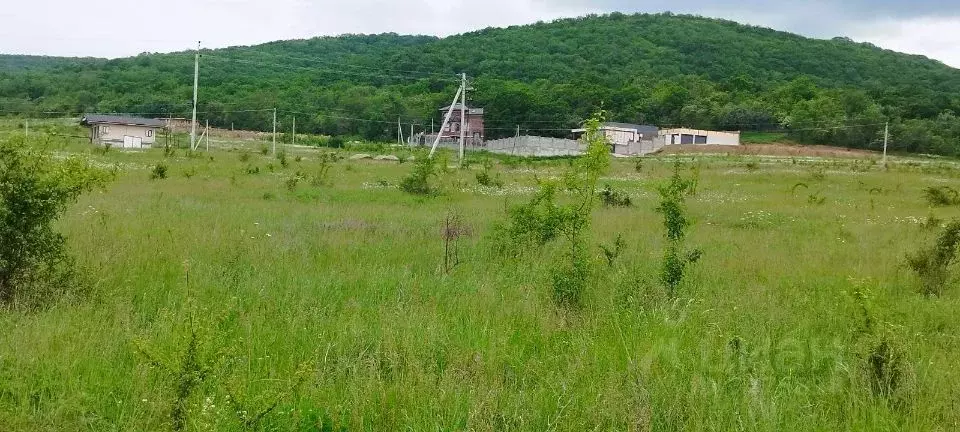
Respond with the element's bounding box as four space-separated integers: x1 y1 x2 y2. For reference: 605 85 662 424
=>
1 13 959 154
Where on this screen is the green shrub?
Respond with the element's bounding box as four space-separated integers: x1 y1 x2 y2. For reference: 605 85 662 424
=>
906 220 960 296
599 233 626 267
238 151 251 162
310 152 336 187
495 111 610 308
656 161 702 297
400 152 439 195
476 159 503 188
0 137 111 305
865 337 905 399
599 184 632 207
95 142 112 155
150 163 168 180
923 186 960 207
285 171 305 191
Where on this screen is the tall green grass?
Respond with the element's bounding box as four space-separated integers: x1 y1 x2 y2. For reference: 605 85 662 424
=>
1 131 959 430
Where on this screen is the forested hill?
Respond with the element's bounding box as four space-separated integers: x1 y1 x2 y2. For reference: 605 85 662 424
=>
0 55 103 71
2 13 959 154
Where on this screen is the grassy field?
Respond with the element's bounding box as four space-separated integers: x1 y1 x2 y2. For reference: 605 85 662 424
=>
2 122 960 431
739 131 791 144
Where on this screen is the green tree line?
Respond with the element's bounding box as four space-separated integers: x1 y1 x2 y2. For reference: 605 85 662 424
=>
1 13 958 154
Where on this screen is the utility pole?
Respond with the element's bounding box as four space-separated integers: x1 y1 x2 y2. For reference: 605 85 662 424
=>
459 73 467 164
429 83 464 158
431 118 434 134
190 41 200 150
292 116 296 146
205 119 209 151
397 116 402 145
409 122 413 146
882 121 889 166
272 108 277 155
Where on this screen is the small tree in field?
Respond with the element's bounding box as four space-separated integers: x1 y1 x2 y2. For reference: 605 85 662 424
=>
496 111 611 307
0 137 111 305
656 161 701 297
400 151 441 195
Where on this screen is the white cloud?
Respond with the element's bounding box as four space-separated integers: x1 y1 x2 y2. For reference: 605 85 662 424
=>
848 17 960 68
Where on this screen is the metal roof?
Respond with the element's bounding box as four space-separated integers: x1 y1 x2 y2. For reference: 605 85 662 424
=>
602 122 659 135
81 114 166 128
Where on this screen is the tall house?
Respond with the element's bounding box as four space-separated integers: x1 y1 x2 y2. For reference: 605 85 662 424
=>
438 103 485 142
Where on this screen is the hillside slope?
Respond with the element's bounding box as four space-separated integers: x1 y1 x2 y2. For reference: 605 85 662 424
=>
1 13 958 153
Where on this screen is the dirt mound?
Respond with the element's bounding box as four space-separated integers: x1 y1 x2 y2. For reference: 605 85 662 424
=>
658 143 879 159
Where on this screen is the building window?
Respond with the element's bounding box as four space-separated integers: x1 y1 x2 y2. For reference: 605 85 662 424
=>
101 125 110 134
146 129 154 138
694 135 707 144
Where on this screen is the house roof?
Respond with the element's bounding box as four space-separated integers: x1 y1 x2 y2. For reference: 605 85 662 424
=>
81 114 166 128
602 122 659 135
571 122 659 135
439 103 483 115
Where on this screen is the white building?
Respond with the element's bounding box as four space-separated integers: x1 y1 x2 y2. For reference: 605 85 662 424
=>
658 128 741 146
572 122 659 156
81 114 165 149
572 122 742 156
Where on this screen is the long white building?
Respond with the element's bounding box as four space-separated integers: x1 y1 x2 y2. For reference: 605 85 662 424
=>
571 123 742 156
658 128 741 146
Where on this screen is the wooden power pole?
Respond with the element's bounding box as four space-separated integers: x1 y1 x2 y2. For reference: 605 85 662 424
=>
190 41 200 150
459 73 467 164
882 121 889 165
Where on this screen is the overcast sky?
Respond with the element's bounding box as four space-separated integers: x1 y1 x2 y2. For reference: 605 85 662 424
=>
0 0 958 68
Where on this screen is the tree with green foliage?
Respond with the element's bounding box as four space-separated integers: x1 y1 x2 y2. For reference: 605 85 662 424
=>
656 161 701 297
0 137 111 305
400 152 441 195
497 111 610 307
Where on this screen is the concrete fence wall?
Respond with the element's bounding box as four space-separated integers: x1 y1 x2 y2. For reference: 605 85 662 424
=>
484 136 586 157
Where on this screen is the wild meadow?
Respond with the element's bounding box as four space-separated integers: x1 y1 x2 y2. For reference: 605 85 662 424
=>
1 119 959 431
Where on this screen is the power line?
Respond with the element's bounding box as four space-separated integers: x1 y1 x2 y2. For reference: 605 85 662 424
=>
281 109 421 125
